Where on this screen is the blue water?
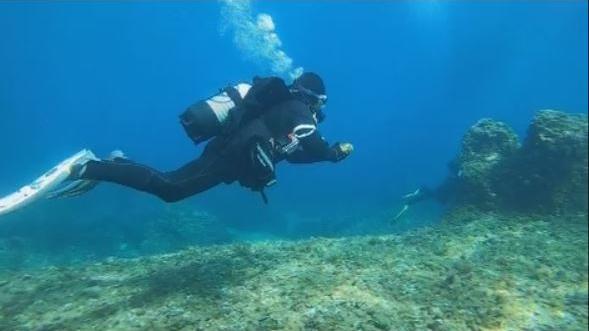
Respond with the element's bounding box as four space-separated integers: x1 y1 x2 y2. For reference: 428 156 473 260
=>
0 1 587 265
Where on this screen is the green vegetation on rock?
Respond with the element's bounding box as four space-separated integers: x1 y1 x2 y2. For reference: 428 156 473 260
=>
455 118 520 209
1 212 587 331
447 110 588 216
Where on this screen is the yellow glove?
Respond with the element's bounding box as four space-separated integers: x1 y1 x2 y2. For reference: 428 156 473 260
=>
335 142 354 161
339 142 354 155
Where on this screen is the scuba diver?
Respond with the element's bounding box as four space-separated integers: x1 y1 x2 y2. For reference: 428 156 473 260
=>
46 72 354 205
392 160 461 221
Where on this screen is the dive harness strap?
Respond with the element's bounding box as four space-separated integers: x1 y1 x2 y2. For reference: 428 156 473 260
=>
223 86 244 107
221 86 247 135
244 123 317 204
254 141 276 205
243 138 278 204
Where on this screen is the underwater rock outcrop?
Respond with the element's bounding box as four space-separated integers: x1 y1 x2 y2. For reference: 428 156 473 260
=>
447 109 588 215
453 118 520 209
509 110 589 213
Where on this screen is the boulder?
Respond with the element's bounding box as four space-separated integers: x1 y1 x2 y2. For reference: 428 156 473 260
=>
443 110 587 216
507 110 588 213
452 119 519 209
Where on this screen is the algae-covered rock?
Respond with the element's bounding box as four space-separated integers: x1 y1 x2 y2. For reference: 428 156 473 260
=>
139 207 234 254
460 119 520 161
1 213 587 331
436 110 587 216
453 119 520 209
526 110 588 157
510 110 589 213
0 205 235 272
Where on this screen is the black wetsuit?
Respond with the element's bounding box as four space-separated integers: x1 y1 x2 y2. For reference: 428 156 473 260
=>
80 98 345 202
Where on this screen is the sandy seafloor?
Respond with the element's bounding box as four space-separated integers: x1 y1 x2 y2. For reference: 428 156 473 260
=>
0 210 587 331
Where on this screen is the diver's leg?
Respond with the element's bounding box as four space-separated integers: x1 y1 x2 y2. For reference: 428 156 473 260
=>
48 150 127 199
80 155 227 202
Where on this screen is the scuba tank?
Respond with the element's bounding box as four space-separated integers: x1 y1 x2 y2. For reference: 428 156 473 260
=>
180 76 292 145
179 83 251 144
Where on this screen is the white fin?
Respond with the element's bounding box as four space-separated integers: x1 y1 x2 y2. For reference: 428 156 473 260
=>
0 149 97 217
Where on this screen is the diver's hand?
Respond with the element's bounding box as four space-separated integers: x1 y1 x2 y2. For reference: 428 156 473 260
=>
334 142 354 161
340 143 354 154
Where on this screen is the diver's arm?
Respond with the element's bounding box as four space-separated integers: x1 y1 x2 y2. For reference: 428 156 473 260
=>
286 131 349 164
284 103 352 164
286 148 324 163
